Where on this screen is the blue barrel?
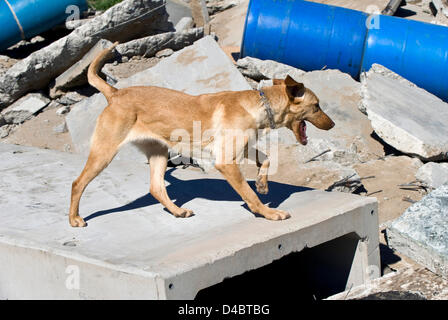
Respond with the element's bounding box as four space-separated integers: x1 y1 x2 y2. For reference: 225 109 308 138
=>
241 0 369 78
0 0 88 51
362 15 448 101
241 0 448 102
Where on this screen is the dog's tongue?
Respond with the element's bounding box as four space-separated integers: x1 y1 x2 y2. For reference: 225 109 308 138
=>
299 120 308 145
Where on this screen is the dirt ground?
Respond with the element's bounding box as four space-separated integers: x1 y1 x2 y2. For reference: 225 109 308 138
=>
3 106 74 153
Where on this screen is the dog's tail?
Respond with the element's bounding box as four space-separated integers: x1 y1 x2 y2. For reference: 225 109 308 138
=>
87 41 119 103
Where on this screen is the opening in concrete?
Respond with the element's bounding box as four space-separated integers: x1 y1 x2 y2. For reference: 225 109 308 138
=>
195 232 361 300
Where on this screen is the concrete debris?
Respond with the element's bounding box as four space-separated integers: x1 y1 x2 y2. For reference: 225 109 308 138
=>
53 122 68 134
237 56 306 81
206 0 241 15
49 39 114 98
0 0 171 109
166 0 193 26
210 0 248 46
415 162 448 189
156 48 175 58
387 183 448 279
360 65 448 161
65 18 92 30
432 0 448 17
45 101 64 111
56 106 71 116
67 36 252 162
0 124 15 139
191 0 211 28
115 28 204 58
57 92 87 106
175 17 195 32
327 263 448 300
1 93 50 124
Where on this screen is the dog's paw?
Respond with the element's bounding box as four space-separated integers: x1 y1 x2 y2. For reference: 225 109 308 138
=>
173 208 194 218
264 210 291 221
256 175 269 195
69 216 87 228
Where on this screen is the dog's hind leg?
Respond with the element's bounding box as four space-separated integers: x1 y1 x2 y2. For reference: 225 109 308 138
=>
144 142 193 218
69 108 130 227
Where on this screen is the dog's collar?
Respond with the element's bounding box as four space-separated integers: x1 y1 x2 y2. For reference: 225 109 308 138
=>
258 89 276 129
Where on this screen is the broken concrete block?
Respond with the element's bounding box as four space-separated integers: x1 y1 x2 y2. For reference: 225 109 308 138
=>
0 124 15 138
206 0 240 15
49 39 113 98
360 65 448 161
56 106 71 116
432 0 448 17
57 92 87 106
67 36 251 161
156 48 175 58
0 0 171 109
191 0 211 28
237 56 306 81
115 28 204 58
1 93 50 124
387 183 448 279
175 17 194 32
416 162 448 189
166 0 193 26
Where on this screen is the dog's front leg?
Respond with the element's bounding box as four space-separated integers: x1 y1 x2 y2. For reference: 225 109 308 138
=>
215 163 290 221
245 145 270 195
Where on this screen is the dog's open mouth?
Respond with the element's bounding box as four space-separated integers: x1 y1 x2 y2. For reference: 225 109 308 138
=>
298 120 308 145
291 120 308 145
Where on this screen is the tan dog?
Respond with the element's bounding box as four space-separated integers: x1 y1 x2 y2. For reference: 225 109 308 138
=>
69 43 335 227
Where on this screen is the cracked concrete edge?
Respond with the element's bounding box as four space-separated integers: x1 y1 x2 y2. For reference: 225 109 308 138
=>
385 226 448 279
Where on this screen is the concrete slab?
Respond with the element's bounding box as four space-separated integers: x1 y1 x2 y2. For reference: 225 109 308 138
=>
66 36 252 162
416 162 448 189
50 39 112 98
327 263 448 300
1 93 50 124
360 65 448 161
0 143 380 299
49 39 114 98
387 183 448 279
166 0 193 26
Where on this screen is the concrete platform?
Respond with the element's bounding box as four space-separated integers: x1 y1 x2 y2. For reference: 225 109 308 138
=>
0 143 380 299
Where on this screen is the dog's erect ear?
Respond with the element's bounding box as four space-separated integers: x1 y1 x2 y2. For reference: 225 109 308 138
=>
284 75 305 100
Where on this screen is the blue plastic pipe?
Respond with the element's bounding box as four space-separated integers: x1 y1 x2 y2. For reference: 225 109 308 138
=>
241 0 448 101
0 0 88 51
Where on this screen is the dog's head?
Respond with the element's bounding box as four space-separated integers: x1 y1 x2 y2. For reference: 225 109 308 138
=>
273 76 335 145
